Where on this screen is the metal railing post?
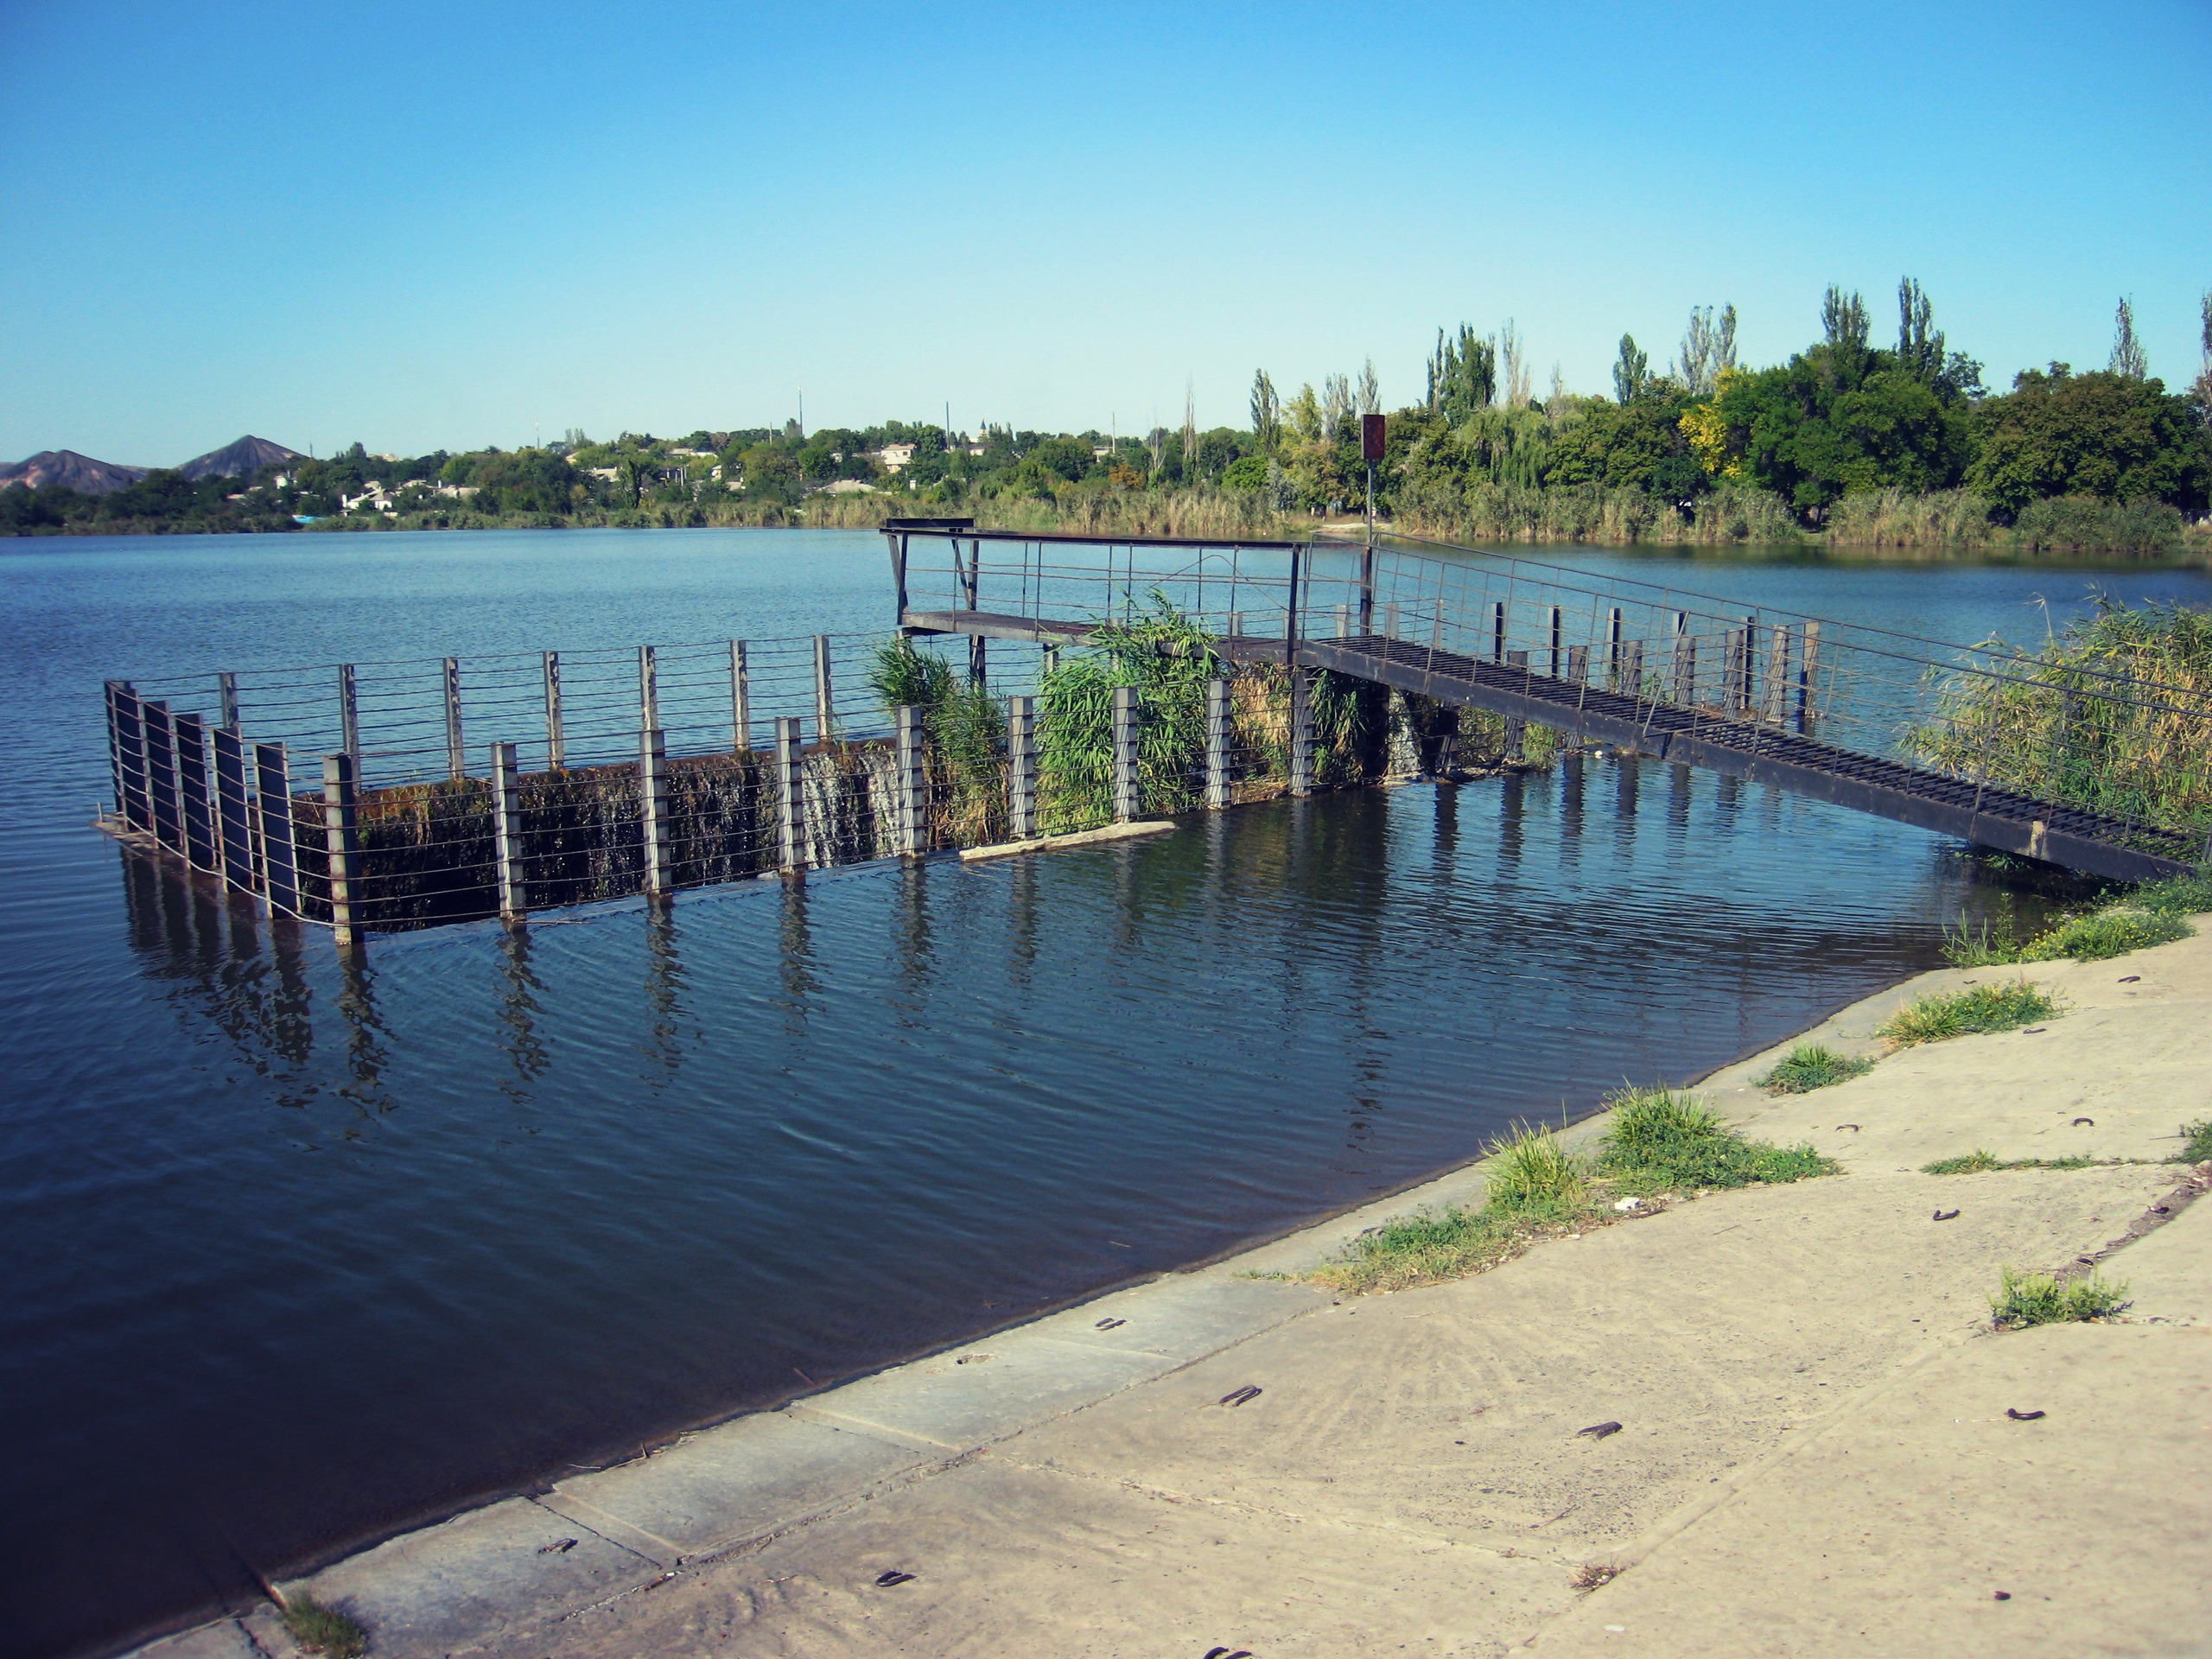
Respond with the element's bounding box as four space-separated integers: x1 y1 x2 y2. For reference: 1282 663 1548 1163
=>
775 715 805 872
639 645 658 734
1763 625 1789 725
1112 685 1140 821
1287 667 1313 797
1504 651 1529 760
730 639 751 750
894 703 926 855
322 751 361 947
218 671 239 731
443 657 465 780
1797 622 1821 736
543 650 565 770
1624 640 1645 704
103 681 130 824
639 727 671 900
212 722 253 888
1205 677 1231 810
1548 605 1563 681
1607 608 1624 690
255 743 300 917
143 700 183 855
338 664 359 765
175 713 218 872
813 635 836 744
1491 601 1507 664
490 741 525 924
1357 543 1376 636
1007 695 1037 840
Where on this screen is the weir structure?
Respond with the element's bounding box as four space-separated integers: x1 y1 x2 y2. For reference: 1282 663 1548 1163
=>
95 524 2209 952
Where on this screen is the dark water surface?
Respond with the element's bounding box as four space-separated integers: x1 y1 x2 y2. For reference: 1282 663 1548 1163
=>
6 530 2209 1658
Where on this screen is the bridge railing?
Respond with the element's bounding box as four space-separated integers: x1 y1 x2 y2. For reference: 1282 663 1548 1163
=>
890 524 2212 860
1326 535 2212 856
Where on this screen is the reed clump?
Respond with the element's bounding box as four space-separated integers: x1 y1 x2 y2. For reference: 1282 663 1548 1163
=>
1942 869 2209 967
1908 597 2212 839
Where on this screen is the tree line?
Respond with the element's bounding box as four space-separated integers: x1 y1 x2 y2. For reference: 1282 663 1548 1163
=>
6 281 2205 542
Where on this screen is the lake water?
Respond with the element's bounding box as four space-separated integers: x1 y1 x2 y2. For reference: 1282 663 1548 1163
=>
6 529 2209 1659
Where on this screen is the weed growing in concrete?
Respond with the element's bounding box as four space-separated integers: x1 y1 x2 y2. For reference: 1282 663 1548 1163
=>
1484 1121 1591 1208
2026 908 2192 962
2129 871 2212 916
1989 1266 2132 1329
1877 981 2059 1047
1923 1150 2120 1174
1596 1088 1838 1191
1759 1043 1876 1094
278 1594 366 1658
1310 1101 1837 1294
2176 1119 2212 1163
1569 1561 1623 1592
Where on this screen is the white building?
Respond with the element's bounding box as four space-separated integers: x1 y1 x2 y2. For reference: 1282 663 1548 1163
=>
878 442 917 473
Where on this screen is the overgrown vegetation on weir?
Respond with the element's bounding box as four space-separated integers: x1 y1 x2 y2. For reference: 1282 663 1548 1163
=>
1307 1090 1834 1294
1990 1266 2132 1329
1875 981 2061 1047
1759 1043 1876 1094
868 596 1559 838
1910 599 2212 839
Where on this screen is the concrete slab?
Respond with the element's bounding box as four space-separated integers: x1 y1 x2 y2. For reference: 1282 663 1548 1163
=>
473 1451 1575 1659
1529 1321 2212 1656
1009 1270 1326 1361
545 1411 934 1563
129 1622 259 1659
788 1319 1213 1452
2112 1179 2212 1325
282 1495 659 1658
1701 925 2212 1173
1007 1165 2172 1557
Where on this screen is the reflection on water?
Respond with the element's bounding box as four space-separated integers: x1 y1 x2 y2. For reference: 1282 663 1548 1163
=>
15 749 2073 1658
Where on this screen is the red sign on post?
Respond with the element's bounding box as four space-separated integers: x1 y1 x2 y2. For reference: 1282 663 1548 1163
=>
1360 413 1386 462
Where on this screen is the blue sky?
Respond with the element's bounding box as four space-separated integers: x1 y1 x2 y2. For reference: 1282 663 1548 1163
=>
3 0 2206 464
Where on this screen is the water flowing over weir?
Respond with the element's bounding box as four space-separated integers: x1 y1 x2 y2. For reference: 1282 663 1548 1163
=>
90 528 2212 955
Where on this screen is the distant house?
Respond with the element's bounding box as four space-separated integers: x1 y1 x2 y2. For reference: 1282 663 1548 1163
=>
584 467 620 484
435 483 480 499
341 481 397 513
877 443 916 473
821 479 875 495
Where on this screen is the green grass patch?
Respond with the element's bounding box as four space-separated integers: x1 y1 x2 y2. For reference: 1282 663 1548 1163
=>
1989 1266 2132 1330
1942 874 2204 969
1595 1088 1839 1191
1758 1043 1876 1094
1308 1097 1837 1294
2176 1119 2212 1163
279 1595 366 1658
1922 1148 2119 1174
1876 980 2060 1047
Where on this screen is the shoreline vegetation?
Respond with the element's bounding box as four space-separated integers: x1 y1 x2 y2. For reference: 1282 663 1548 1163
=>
10 278 2209 556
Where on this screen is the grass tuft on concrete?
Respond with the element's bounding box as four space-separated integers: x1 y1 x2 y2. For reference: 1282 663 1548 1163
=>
1309 1098 1836 1294
1597 1088 1839 1192
278 1594 366 1658
1942 870 2206 968
1876 980 2059 1047
1989 1266 2131 1329
1759 1043 1876 1094
2177 1119 2212 1164
1923 1149 2120 1174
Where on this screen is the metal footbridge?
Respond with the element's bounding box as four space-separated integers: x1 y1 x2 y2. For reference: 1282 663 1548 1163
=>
887 520 2209 885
